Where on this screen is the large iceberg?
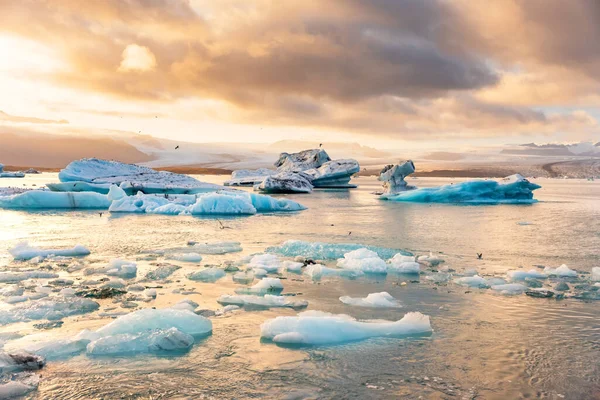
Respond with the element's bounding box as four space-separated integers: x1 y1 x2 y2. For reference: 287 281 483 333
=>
378 161 416 195
49 158 227 195
226 149 360 191
266 240 412 260
380 174 541 203
260 310 432 345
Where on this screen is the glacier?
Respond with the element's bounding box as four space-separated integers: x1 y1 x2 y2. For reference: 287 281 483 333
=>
51 158 227 195
266 240 412 260
380 174 541 203
260 310 432 345
339 292 402 308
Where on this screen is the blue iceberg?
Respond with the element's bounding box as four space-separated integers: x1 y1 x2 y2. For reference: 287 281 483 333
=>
0 190 110 209
380 174 541 204
266 240 412 260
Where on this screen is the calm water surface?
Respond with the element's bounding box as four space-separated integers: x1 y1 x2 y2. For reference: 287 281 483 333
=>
0 174 598 399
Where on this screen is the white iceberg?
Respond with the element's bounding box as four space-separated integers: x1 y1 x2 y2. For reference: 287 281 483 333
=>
260 310 432 345
303 159 360 188
337 249 388 274
87 327 194 356
52 158 226 195
282 261 304 273
0 375 39 398
388 254 420 274
247 254 281 273
9 242 90 261
381 174 541 203
543 264 578 277
88 259 137 278
416 253 444 267
378 161 416 194
0 191 110 209
339 292 402 308
217 294 307 309
304 264 363 280
507 269 547 282
187 241 242 254
0 163 25 178
255 171 314 194
234 277 283 295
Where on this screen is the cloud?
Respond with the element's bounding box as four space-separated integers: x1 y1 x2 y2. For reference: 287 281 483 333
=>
118 44 157 72
0 110 68 124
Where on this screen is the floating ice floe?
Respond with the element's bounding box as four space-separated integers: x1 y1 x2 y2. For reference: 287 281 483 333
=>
491 283 528 295
543 264 578 277
337 249 388 274
255 172 314 194
267 240 411 260
187 268 226 283
507 269 547 281
218 294 308 309
84 259 137 278
0 271 59 284
0 163 25 178
304 264 363 280
378 160 416 195
260 310 432 345
388 255 420 274
232 271 255 285
0 298 99 325
187 241 242 254
247 254 281 273
235 278 283 295
380 174 541 203
145 264 181 280
0 190 111 209
339 292 402 308
87 327 195 356
50 158 227 195
226 149 360 191
283 261 304 273
9 242 90 261
454 275 490 288
167 253 203 263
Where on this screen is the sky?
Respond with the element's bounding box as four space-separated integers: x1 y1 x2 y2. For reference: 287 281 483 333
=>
0 0 599 151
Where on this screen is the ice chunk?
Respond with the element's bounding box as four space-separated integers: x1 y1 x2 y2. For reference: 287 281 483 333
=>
87 328 194 355
454 275 489 288
275 149 331 172
0 271 59 283
188 241 242 254
388 254 420 274
232 271 255 285
339 292 402 308
304 159 360 188
381 174 541 203
507 269 547 281
145 264 181 280
248 254 281 273
224 168 276 186
417 253 444 267
266 240 410 260
260 310 432 345
56 158 227 194
304 264 362 280
378 161 416 194
337 249 388 274
543 264 577 277
9 242 90 260
168 253 203 263
0 189 112 209
85 259 137 278
592 267 600 282
96 308 212 337
255 171 314 194
491 283 528 295
0 298 99 325
187 268 226 282
217 294 308 309
234 278 283 295
283 261 303 273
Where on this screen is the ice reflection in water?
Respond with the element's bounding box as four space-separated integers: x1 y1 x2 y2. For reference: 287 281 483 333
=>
0 174 598 399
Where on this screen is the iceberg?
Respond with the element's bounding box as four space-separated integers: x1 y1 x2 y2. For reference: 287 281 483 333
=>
0 190 110 209
490 283 527 295
388 254 420 274
339 292 402 308
0 375 40 398
0 298 99 325
87 327 194 355
186 241 242 255
378 161 416 194
304 264 363 280
337 249 388 274
255 172 314 194
266 240 411 260
9 242 90 261
217 294 308 309
0 271 59 283
303 159 360 188
224 168 276 186
454 275 490 288
507 269 547 282
260 310 432 345
52 158 226 195
187 268 226 282
232 271 255 285
543 264 578 277
247 254 281 273
167 253 203 263
283 261 304 273
380 174 541 203
0 163 25 178
84 259 137 278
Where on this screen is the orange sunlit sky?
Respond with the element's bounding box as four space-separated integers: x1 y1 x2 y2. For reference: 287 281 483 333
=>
1 0 599 151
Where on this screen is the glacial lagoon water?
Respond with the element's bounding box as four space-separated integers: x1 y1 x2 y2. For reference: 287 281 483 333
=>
0 174 598 399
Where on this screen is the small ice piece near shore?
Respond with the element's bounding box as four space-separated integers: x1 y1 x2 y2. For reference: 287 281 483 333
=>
218 294 308 309
187 268 226 282
417 253 444 267
90 259 137 278
339 292 402 308
507 269 547 282
266 240 411 260
380 174 541 203
337 249 388 274
247 254 281 273
260 311 432 345
378 160 416 195
255 172 314 194
490 283 528 295
9 242 90 260
53 158 227 195
168 253 203 263
543 264 578 277
454 275 490 288
0 190 111 209
0 298 99 325
235 278 283 295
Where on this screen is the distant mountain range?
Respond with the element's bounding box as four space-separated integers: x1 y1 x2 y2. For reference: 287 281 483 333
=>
501 141 600 157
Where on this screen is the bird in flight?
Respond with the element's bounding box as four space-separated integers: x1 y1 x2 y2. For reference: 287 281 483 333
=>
319 143 322 148
99 212 103 217
477 253 483 259
175 145 179 150
348 231 352 235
